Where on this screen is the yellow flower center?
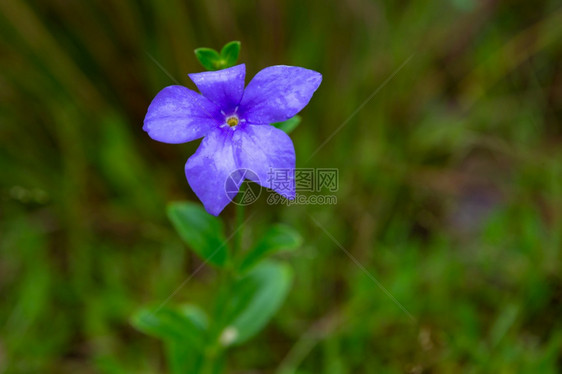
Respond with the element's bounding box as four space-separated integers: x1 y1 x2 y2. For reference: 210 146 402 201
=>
226 116 239 127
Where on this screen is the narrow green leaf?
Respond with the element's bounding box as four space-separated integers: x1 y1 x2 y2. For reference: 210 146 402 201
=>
489 304 519 348
239 224 302 273
220 41 241 68
167 202 229 267
272 115 302 134
223 261 293 345
131 305 207 347
194 48 222 71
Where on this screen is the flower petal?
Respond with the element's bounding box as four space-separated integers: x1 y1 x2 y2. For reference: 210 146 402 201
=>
185 129 240 216
233 124 295 199
239 66 322 124
143 85 221 144
189 64 246 112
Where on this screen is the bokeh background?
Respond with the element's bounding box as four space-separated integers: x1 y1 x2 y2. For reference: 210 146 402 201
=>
2 0 562 372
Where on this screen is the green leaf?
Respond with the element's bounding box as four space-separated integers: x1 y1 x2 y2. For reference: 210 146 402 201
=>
167 202 229 267
132 304 209 374
223 261 293 345
194 48 222 71
220 41 241 68
179 304 209 331
239 224 302 273
272 115 302 134
489 303 519 348
131 304 207 347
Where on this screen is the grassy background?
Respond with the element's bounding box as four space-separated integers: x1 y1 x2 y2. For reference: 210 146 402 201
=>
1 0 562 372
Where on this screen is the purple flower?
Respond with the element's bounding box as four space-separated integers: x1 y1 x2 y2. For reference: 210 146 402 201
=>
144 64 322 216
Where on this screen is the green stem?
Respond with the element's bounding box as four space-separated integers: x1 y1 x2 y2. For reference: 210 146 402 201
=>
233 203 245 259
199 347 220 374
202 204 246 374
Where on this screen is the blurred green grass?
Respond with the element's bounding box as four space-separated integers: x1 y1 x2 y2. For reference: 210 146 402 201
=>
1 0 562 372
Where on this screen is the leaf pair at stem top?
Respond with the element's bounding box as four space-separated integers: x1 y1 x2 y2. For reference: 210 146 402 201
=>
167 202 302 273
195 41 241 71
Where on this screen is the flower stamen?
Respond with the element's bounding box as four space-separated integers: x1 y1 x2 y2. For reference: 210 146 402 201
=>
226 115 239 127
